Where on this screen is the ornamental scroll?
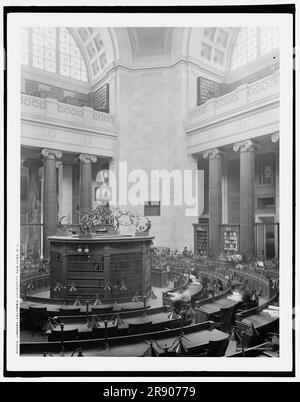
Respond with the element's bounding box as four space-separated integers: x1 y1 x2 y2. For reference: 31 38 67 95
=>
58 206 151 237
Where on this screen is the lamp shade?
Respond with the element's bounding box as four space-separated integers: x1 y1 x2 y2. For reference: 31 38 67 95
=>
94 296 102 305
168 309 181 320
112 314 124 326
172 339 189 355
131 293 140 303
43 317 57 332
142 341 159 357
150 290 158 300
73 297 82 306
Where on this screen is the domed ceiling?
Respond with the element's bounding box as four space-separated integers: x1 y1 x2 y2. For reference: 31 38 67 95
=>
71 27 238 82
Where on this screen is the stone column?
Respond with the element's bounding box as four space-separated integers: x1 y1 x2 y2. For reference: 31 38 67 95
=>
203 148 223 253
78 154 97 218
271 133 279 258
23 158 43 260
23 158 43 224
41 148 62 259
233 140 258 258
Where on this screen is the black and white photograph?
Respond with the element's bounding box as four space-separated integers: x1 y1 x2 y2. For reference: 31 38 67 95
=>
2 1 299 382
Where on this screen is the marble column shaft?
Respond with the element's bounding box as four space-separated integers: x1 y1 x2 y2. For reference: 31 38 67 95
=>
78 154 97 218
41 148 62 259
203 148 223 253
234 140 257 257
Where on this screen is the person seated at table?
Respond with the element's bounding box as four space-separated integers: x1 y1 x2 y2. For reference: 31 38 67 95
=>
183 246 189 256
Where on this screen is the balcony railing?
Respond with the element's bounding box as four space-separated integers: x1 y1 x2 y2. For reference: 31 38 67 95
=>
187 71 279 126
21 94 117 133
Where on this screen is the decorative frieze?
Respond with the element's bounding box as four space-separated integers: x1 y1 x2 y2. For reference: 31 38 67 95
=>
21 94 117 136
21 95 47 110
214 92 238 108
93 111 114 123
247 75 278 96
189 104 207 119
57 104 83 117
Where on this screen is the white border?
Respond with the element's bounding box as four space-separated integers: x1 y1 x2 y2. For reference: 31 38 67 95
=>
4 10 294 376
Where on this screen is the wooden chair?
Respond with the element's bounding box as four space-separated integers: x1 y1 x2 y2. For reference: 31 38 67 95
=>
207 338 229 357
58 307 81 316
48 328 79 342
28 306 47 337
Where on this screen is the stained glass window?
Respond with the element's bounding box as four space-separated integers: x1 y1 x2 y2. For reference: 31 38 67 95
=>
21 27 88 82
231 27 279 71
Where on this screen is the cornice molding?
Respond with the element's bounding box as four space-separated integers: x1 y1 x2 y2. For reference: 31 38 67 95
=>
185 96 279 136
90 57 226 90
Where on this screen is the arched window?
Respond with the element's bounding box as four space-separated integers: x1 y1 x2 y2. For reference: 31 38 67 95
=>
21 27 88 82
231 27 279 71
59 28 87 82
231 28 258 71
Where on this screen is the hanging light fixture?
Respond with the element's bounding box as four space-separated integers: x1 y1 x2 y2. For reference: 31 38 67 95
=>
84 245 90 254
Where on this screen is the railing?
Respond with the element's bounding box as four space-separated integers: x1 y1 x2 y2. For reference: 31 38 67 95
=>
21 94 117 133
188 71 279 125
227 267 275 300
161 265 230 306
235 290 279 321
21 273 50 299
20 223 43 265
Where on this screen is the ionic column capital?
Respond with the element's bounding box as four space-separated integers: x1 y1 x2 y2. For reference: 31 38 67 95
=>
271 133 279 143
203 148 224 160
233 140 259 153
41 148 62 160
23 158 43 170
78 154 97 164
